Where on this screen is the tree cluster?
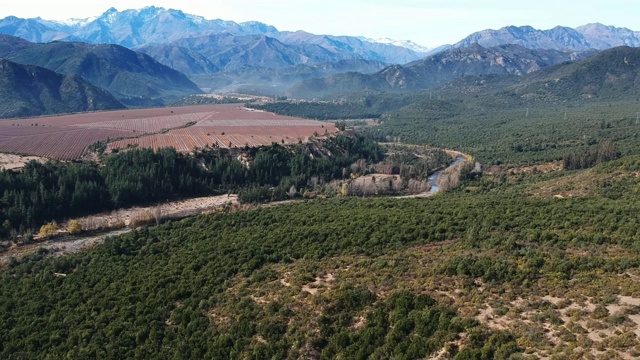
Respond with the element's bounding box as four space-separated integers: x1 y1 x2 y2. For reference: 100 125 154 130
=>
0 134 383 237
562 140 619 170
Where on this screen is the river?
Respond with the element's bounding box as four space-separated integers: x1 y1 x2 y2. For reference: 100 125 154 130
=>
427 157 466 194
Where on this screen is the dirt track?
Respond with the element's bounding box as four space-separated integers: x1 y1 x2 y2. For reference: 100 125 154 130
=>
75 194 239 228
0 195 238 265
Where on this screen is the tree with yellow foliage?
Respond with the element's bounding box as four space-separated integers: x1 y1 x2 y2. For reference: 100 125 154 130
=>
68 220 82 235
38 221 58 239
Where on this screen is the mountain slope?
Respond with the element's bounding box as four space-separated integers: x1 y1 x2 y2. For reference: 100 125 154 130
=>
0 59 124 118
135 44 220 75
454 24 640 51
191 59 387 95
0 16 69 43
287 44 594 99
136 33 392 94
510 46 640 101
577 23 640 49
166 33 342 71
0 7 430 65
3 38 202 106
274 31 427 64
0 34 35 57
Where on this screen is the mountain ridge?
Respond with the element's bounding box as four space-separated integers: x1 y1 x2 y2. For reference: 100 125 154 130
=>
0 7 429 65
0 58 124 118
0 36 203 106
287 43 596 99
453 23 640 52
508 45 640 101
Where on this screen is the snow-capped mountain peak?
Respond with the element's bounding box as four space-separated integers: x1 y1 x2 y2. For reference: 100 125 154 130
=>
373 38 432 53
54 16 97 27
358 36 432 53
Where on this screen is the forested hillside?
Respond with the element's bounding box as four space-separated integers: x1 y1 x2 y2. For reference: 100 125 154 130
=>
0 59 124 118
2 37 202 106
258 47 640 167
0 134 388 237
3 154 640 358
2 4 640 359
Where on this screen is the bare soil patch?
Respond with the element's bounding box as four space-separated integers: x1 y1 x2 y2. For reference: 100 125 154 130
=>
302 273 336 295
0 153 46 170
484 161 563 176
73 195 238 230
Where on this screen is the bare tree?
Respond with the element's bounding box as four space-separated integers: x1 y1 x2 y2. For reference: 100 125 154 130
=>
154 205 162 226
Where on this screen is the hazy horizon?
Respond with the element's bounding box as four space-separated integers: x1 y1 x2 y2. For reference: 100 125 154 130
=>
0 1 637 47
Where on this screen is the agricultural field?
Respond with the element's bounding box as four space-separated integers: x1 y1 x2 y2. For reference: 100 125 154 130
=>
0 105 335 160
107 106 335 152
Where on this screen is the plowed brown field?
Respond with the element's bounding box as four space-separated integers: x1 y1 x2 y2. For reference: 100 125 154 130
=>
0 105 336 160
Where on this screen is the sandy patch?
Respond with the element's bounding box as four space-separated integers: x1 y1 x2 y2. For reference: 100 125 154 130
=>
251 295 268 304
302 273 336 295
542 296 564 306
476 305 508 330
72 194 238 230
0 228 132 267
0 153 47 170
353 316 366 330
619 296 640 307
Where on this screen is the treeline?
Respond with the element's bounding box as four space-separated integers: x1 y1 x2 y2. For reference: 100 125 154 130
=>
0 134 382 237
251 101 381 120
562 140 619 170
0 148 214 237
172 95 257 106
376 145 450 178
249 92 427 120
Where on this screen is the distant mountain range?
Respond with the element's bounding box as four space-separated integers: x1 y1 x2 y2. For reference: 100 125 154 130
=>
510 46 640 101
451 24 640 52
0 7 439 95
0 35 202 106
0 7 638 103
0 6 431 65
190 59 387 95
287 44 596 99
0 59 124 118
391 46 640 124
135 33 388 94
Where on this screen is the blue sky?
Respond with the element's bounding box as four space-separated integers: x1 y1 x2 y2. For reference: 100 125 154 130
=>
1 0 637 47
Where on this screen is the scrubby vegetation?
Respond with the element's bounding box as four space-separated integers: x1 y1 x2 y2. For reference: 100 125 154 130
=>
4 154 640 358
367 98 640 166
250 92 640 168
3 45 640 359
